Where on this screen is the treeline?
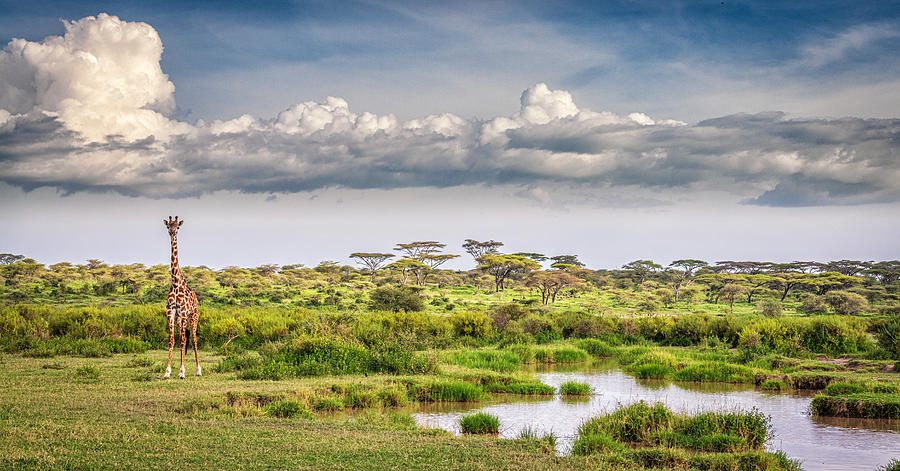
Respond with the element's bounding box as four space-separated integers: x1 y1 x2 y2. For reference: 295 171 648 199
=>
0 251 898 312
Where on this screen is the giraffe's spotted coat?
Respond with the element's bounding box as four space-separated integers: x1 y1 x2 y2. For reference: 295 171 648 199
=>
163 216 201 379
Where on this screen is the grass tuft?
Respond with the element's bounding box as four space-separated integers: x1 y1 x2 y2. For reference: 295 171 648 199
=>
459 412 500 434
559 381 592 396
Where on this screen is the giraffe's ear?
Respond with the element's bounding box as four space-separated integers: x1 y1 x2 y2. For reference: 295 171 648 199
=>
163 219 169 226
178 220 184 227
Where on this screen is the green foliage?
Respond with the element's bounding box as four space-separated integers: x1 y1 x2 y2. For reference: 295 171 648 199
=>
878 458 900 471
558 381 591 396
459 412 500 434
756 298 783 317
798 294 828 314
449 311 492 339
367 286 424 312
824 290 869 315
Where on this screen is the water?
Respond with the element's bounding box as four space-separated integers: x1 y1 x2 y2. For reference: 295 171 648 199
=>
412 363 900 471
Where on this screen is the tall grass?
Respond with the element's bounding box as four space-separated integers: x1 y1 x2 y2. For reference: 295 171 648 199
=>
573 402 772 455
459 412 499 434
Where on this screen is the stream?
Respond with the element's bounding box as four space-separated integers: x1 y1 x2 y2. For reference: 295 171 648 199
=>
412 363 900 470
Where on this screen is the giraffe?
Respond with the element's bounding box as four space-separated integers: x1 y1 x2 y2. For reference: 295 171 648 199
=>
163 216 201 379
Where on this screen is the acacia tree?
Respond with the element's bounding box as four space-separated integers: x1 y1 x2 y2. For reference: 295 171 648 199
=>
477 254 540 291
623 260 662 286
550 255 584 269
668 259 707 302
720 283 746 313
463 239 504 263
418 253 460 284
527 270 578 305
349 253 395 282
386 258 427 285
393 241 458 285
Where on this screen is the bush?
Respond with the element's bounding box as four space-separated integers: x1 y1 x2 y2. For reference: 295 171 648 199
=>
756 298 783 318
559 381 592 396
875 315 900 365
459 412 499 434
824 291 869 315
450 311 492 339
798 294 828 314
367 286 425 312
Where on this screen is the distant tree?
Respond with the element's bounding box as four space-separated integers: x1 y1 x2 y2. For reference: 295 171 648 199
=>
0 254 25 265
253 264 280 276
865 261 900 284
349 252 395 282
550 255 584 269
395 241 445 259
386 258 427 286
514 252 548 263
463 239 504 263
720 283 746 314
654 288 675 308
823 260 872 276
477 254 540 291
713 261 772 274
622 260 662 286
86 259 107 270
527 270 578 305
418 253 460 284
668 259 708 302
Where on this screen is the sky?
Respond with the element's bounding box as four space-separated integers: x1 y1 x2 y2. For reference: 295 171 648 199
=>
1 0 899 270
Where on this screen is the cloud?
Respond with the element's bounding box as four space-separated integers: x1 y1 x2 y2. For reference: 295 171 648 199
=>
1 14 899 207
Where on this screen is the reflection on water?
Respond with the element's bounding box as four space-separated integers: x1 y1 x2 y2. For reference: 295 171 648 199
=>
413 363 900 471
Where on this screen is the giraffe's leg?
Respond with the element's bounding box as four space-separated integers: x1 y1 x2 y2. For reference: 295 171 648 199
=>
192 311 201 376
179 318 187 379
164 311 175 379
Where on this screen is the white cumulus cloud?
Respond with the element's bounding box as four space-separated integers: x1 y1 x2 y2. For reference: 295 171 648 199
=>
1 14 899 207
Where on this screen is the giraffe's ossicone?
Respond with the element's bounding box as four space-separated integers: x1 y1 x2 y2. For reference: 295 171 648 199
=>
163 216 201 379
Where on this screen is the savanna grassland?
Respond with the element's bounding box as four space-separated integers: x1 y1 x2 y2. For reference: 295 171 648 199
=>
1 252 899 470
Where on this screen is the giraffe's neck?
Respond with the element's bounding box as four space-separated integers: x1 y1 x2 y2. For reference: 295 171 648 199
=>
170 234 184 285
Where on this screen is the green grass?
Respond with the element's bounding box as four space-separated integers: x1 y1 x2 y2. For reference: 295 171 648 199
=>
811 393 900 419
571 402 798 470
459 412 500 434
559 381 592 396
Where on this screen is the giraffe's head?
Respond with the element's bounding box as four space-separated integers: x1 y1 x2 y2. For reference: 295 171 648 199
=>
163 216 184 237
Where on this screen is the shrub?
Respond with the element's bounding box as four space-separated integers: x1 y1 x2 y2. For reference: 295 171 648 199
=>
798 294 828 314
459 412 499 434
875 315 900 365
450 311 492 339
367 286 424 312
823 291 869 315
559 381 592 396
878 458 900 471
756 298 783 318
